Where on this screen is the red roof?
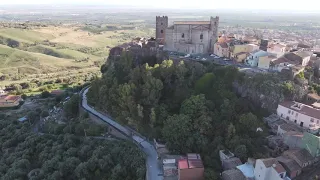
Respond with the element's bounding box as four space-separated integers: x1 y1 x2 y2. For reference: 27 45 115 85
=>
188 159 204 168
3 95 20 101
178 159 189 169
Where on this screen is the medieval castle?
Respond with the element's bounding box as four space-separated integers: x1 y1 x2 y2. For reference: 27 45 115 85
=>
156 16 219 54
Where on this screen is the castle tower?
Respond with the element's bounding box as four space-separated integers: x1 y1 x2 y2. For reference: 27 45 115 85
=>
156 16 168 45
210 16 219 52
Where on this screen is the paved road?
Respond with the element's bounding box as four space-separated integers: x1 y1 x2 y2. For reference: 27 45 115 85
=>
82 88 163 180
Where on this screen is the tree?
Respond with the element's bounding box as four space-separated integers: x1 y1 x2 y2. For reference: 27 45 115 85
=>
64 95 80 119
40 110 49 118
41 91 51 98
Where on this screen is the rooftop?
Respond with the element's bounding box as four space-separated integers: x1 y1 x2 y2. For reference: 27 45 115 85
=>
261 158 286 173
1 95 21 102
222 169 246 180
236 163 255 178
284 148 314 164
279 123 302 132
276 156 301 172
308 93 320 101
178 154 204 170
173 21 210 25
223 157 242 170
279 101 320 120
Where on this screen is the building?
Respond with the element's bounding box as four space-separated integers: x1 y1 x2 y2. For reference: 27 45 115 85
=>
283 131 303 149
0 95 22 108
178 154 204 180
259 39 269 51
163 159 178 179
258 54 277 69
301 132 320 158
222 157 242 171
214 42 229 57
267 44 287 58
283 148 314 168
254 158 287 180
157 16 219 54
245 50 274 67
276 156 302 179
229 44 259 62
277 123 302 137
237 162 255 180
277 101 320 134
222 169 246 180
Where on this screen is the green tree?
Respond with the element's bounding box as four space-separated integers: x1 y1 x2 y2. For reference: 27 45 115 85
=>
64 95 80 119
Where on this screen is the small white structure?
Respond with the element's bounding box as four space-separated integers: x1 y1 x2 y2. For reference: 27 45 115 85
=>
254 158 287 180
277 101 320 134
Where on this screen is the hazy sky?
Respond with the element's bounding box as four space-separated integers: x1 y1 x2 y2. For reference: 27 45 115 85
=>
0 0 319 11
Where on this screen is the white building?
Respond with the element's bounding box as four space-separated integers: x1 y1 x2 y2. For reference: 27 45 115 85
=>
277 101 320 134
267 43 287 58
254 158 287 180
156 16 219 54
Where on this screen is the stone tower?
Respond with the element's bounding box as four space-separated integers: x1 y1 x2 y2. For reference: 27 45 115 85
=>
210 16 219 52
156 16 168 45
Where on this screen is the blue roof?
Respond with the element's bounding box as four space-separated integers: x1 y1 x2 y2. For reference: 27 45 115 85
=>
237 163 254 178
18 117 28 122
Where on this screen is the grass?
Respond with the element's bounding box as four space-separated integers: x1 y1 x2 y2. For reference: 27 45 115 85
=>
0 28 54 43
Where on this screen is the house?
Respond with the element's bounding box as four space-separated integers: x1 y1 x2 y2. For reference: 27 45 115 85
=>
276 156 302 179
283 131 303 149
267 44 287 58
229 44 259 62
178 153 204 180
233 52 249 63
0 95 22 108
284 51 312 67
301 132 320 158
237 162 255 180
283 148 314 168
314 59 320 77
163 159 178 179
277 101 320 134
222 169 246 180
277 123 302 137
219 150 235 161
222 157 242 171
307 93 320 105
214 42 229 57
254 158 287 180
258 54 277 69
245 50 273 67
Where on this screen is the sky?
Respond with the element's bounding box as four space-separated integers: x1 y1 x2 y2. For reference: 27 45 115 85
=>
0 0 319 11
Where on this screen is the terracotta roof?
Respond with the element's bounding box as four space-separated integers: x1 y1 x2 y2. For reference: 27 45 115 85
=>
276 156 301 172
284 53 303 63
219 42 229 48
51 90 65 95
284 148 314 165
178 159 189 169
308 93 320 101
2 95 21 101
222 169 246 180
261 158 286 173
174 21 210 25
279 101 320 120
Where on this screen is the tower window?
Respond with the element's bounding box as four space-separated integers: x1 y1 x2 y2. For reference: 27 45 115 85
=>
200 34 203 40
160 30 163 34
182 33 184 38
161 23 163 25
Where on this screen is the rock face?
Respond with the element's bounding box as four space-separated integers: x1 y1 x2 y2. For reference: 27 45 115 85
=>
233 75 308 112
233 81 284 112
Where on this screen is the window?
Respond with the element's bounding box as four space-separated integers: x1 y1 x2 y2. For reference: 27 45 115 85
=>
288 110 291 114
182 33 184 38
311 118 315 123
161 23 163 25
160 30 163 33
200 34 203 40
291 111 294 115
296 113 298 117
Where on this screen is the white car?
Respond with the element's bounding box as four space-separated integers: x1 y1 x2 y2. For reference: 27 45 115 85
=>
185 54 190 57
201 58 207 61
210 54 215 57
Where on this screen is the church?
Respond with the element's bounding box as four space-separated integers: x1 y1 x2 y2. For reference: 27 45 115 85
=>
156 16 219 54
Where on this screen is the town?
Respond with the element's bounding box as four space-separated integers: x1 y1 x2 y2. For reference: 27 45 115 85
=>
0 4 320 180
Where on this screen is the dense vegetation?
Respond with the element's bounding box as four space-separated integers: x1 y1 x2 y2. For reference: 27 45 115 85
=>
88 53 272 179
0 110 146 180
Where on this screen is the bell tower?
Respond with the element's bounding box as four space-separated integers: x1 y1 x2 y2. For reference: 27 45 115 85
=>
156 16 168 45
210 16 219 52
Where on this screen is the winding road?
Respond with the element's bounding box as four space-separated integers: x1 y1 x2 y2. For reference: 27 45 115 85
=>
81 88 163 180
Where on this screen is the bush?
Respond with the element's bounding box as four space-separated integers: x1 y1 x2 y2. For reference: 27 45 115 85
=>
41 91 51 98
40 110 49 118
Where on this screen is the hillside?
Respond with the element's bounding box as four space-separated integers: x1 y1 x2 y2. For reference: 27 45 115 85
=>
0 24 153 85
